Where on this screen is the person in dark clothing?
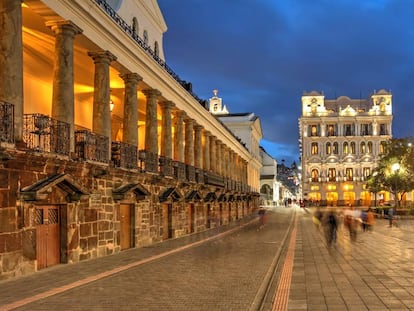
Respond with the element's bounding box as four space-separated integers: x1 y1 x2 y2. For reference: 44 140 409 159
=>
322 209 338 247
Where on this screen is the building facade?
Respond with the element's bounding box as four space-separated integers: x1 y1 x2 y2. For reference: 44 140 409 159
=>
299 90 393 206
259 147 278 206
0 0 260 280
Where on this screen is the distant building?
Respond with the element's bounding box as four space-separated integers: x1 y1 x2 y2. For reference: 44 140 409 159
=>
209 90 262 193
259 146 279 206
299 89 393 206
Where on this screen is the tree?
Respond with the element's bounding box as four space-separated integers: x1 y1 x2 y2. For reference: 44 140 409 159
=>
367 138 414 207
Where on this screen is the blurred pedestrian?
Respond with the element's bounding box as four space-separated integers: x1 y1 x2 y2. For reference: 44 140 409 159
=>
344 205 360 242
388 207 395 227
322 209 338 246
366 207 375 232
258 207 266 230
312 207 323 229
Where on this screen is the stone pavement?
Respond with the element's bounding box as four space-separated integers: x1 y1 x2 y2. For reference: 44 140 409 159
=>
1 207 414 310
289 208 414 311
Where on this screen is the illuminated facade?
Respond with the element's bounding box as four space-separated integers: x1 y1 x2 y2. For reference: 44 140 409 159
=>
0 0 260 279
299 90 393 206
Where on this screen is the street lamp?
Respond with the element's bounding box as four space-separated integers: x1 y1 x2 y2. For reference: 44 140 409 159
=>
391 162 400 207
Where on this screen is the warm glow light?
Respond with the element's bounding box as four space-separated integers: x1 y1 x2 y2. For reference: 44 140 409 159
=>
392 163 400 173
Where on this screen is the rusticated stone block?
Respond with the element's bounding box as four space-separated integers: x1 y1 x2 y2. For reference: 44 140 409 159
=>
79 223 91 237
84 209 97 222
98 220 110 231
22 229 36 260
2 251 21 272
87 236 97 249
67 227 79 251
0 232 21 252
79 238 88 251
0 208 16 233
0 170 9 188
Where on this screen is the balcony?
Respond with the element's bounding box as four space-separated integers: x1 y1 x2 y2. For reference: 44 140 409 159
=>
172 161 186 181
138 150 158 173
75 129 109 163
111 141 138 169
23 114 70 156
0 101 14 144
159 156 173 177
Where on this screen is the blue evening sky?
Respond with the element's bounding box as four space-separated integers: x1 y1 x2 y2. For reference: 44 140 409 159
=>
158 0 414 165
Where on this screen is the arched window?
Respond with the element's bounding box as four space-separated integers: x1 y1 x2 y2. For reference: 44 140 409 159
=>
326 142 331 155
379 141 386 154
346 168 353 181
328 168 336 181
333 142 338 154
311 142 318 155
311 169 319 182
367 141 373 154
143 30 148 45
350 142 356 154
343 142 349 154
132 17 138 35
361 142 366 153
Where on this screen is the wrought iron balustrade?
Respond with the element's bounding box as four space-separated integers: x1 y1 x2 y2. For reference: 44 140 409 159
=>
75 129 109 163
0 101 14 143
23 114 70 155
195 168 204 184
138 150 158 173
111 141 138 169
186 165 196 183
172 161 186 181
159 156 173 177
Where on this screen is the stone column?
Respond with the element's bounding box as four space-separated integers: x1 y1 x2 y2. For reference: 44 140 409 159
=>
203 131 211 171
184 117 194 166
120 73 142 146
173 111 185 162
0 0 23 141
88 51 117 141
210 136 216 173
194 124 203 168
142 89 161 154
216 141 222 176
160 100 174 158
47 21 83 152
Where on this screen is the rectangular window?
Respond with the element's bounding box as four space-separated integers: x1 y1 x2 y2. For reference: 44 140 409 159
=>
360 124 372 136
328 168 336 182
326 124 336 136
379 124 387 135
346 168 353 181
344 124 354 136
363 167 370 177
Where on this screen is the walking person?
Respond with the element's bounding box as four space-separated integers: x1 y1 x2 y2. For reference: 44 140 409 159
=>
388 207 395 227
322 209 338 247
258 207 266 230
366 207 375 232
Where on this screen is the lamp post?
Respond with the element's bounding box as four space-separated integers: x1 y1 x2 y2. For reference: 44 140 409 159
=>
391 162 400 208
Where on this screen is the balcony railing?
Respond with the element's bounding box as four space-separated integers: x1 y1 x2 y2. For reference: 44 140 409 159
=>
138 150 158 173
23 114 70 156
111 141 138 169
186 165 196 183
172 161 186 181
75 129 109 163
159 156 173 177
0 101 14 143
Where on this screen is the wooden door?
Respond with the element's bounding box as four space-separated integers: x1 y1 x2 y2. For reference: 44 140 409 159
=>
120 204 132 250
162 204 173 240
35 206 60 270
187 204 195 233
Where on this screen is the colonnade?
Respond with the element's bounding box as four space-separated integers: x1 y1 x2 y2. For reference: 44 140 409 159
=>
0 0 249 187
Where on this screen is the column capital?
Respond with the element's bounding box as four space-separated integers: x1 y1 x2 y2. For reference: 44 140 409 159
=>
87 50 117 64
194 124 204 132
46 20 83 36
159 100 175 109
119 72 142 83
143 88 161 98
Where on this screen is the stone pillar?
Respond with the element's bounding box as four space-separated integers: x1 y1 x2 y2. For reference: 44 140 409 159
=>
203 131 211 171
194 124 203 168
120 73 142 146
160 101 174 158
184 117 194 166
88 51 117 141
0 0 23 141
47 21 83 152
210 136 216 173
216 141 222 176
142 89 161 154
173 111 185 162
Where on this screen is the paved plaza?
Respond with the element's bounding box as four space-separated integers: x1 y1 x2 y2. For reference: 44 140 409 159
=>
1 207 414 310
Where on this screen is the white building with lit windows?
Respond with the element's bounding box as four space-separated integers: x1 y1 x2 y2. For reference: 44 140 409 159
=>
299 90 393 206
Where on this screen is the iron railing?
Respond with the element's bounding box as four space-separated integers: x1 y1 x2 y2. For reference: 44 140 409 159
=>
23 114 70 155
173 161 186 181
138 150 158 173
111 141 138 169
159 156 173 177
75 129 109 163
186 165 196 183
0 101 14 143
